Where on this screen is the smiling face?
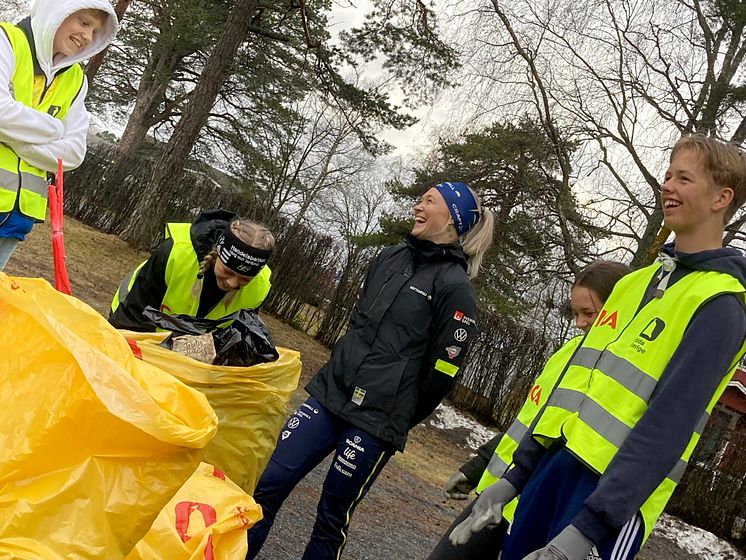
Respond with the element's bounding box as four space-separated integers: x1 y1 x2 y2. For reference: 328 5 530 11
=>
214 257 254 292
53 9 106 57
411 187 457 243
570 285 603 332
661 148 729 236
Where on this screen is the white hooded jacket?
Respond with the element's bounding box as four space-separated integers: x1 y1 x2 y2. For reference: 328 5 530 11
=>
0 0 118 171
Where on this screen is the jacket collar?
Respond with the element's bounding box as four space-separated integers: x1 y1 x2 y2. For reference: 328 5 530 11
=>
404 234 468 270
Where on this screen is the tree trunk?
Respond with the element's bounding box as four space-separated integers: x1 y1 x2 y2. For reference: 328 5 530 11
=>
111 47 184 165
84 0 133 84
100 48 185 232
634 212 669 268
121 0 261 246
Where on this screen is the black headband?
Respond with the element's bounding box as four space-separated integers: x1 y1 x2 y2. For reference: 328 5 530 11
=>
216 223 273 277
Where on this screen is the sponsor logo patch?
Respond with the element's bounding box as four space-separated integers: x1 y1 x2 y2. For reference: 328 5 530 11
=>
410 285 432 300
281 430 291 440
446 345 461 359
454 328 468 342
346 438 365 452
288 417 300 429
453 310 476 326
351 386 366 405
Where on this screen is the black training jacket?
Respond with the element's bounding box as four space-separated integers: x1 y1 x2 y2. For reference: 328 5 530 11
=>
306 234 478 451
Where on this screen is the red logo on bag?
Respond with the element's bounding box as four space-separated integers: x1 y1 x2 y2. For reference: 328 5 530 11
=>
212 467 226 480
235 506 253 529
594 309 618 329
453 310 464 321
125 338 143 360
174 501 217 559
530 384 541 406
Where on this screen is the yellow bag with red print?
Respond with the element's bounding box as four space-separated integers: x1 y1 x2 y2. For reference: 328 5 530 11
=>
123 331 301 492
126 462 262 560
0 274 218 559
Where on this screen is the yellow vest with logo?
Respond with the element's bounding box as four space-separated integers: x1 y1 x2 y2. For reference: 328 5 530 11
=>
111 222 272 320
474 336 583 522
0 23 84 220
532 262 746 541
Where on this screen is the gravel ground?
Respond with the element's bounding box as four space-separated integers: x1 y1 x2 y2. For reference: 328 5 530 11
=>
254 453 462 560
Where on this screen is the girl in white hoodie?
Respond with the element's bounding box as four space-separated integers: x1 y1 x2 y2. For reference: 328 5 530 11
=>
0 0 118 270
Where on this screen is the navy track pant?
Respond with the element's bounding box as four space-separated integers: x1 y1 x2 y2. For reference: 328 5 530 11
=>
246 397 394 560
501 447 643 560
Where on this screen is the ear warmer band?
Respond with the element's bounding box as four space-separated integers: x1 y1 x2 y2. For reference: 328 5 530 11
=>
434 181 480 235
216 224 272 277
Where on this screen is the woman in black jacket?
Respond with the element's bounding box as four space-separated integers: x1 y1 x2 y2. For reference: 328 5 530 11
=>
246 182 494 560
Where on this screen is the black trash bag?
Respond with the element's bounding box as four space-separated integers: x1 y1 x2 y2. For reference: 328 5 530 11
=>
142 306 280 367
211 309 280 367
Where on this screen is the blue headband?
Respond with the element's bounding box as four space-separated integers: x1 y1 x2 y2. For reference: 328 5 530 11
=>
434 182 480 235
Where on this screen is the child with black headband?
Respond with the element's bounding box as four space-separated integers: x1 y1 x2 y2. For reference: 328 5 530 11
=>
109 209 274 332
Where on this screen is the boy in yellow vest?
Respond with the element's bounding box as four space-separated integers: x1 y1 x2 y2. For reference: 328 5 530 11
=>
0 0 118 270
454 134 746 560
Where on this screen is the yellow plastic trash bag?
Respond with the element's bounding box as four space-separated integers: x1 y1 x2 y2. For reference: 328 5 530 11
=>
123 331 301 492
0 274 218 559
127 462 262 560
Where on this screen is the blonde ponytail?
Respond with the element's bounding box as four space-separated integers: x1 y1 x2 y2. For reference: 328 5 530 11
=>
459 189 494 279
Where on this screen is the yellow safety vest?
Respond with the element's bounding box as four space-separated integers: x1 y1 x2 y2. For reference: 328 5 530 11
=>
474 336 583 522
111 222 271 320
532 261 746 541
0 23 84 220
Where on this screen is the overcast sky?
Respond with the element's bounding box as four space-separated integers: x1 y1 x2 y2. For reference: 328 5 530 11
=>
328 1 455 160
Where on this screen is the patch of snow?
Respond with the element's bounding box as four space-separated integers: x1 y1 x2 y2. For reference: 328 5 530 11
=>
429 404 497 450
653 514 744 560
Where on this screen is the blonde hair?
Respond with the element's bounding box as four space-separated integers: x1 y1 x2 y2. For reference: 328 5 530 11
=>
671 134 746 222
459 187 494 279
191 218 275 301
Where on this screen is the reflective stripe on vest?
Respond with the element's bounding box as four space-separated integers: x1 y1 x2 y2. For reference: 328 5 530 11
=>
485 419 528 480
0 22 84 220
110 260 147 314
474 336 584 522
532 262 746 541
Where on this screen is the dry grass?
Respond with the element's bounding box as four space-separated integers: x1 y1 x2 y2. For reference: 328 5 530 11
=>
5 216 148 315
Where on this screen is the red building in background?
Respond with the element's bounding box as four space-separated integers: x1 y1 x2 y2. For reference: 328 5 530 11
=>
700 368 746 471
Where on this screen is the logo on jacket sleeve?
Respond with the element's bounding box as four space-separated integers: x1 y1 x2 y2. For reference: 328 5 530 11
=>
454 328 468 342
453 310 476 326
594 309 618 329
351 386 366 405
445 345 461 359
